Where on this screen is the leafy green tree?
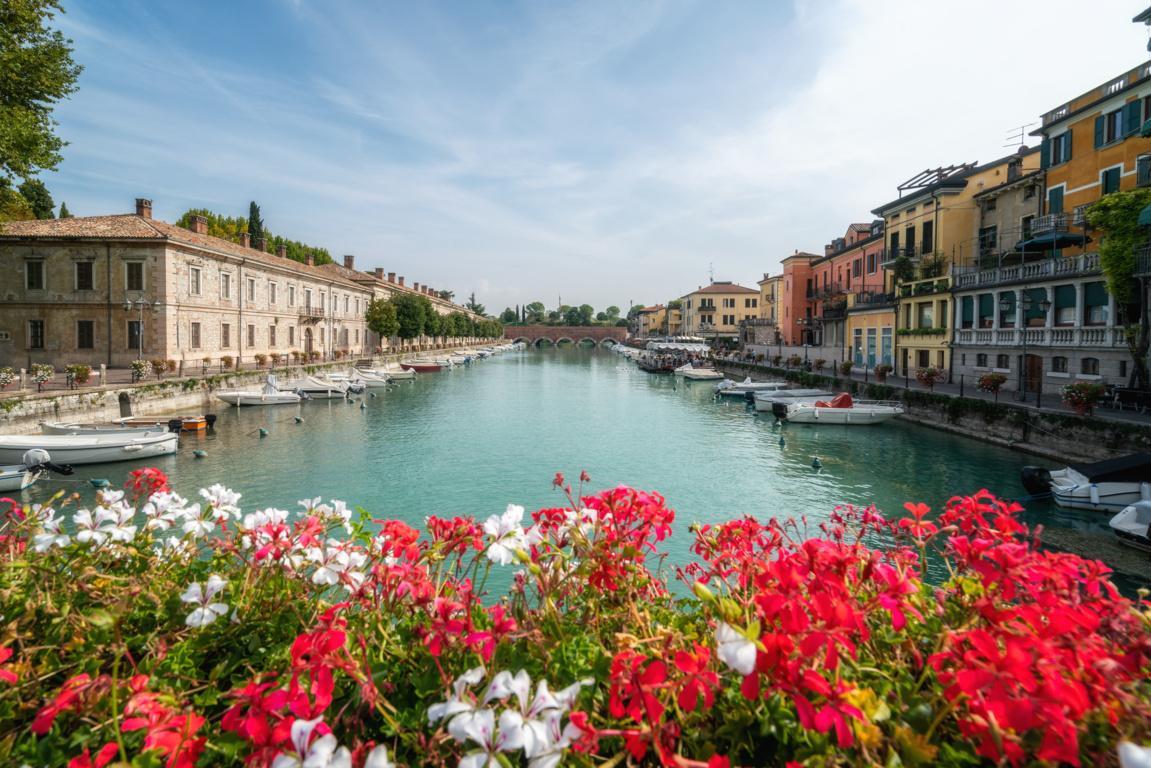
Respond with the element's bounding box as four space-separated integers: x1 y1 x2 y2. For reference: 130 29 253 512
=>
0 0 82 182
563 306 582 326
627 305 646 320
422 298 443 338
465 292 486 317
392 293 426 339
57 200 70 218
578 304 594 325
547 310 561 324
0 182 33 222
500 307 517 323
1086 188 1151 388
364 298 399 339
438 289 455 301
524 302 546 323
595 311 607 322
248 201 264 243
667 299 682 310
18 178 53 218
605 305 621 321
175 208 333 265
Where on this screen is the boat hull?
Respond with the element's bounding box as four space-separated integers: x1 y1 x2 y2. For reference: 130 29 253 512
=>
783 406 903 424
681 369 724 380
0 467 38 492
1110 502 1151 552
401 363 441 373
0 433 179 465
215 391 302 406
41 421 165 436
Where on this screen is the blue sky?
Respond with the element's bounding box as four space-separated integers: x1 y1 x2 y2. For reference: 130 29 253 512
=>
44 0 1151 312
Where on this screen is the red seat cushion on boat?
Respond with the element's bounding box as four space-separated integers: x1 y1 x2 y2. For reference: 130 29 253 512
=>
830 393 853 408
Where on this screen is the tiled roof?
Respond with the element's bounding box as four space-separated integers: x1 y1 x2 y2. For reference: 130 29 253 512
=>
847 223 872 232
690 282 758 295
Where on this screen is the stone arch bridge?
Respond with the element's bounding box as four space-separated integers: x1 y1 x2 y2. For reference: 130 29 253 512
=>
504 325 628 348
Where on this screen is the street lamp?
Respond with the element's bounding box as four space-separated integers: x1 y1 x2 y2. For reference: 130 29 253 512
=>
999 291 1051 402
796 317 822 365
124 297 162 363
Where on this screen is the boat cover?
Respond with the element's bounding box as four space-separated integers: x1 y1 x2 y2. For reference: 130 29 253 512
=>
813 393 853 408
1069 453 1151 483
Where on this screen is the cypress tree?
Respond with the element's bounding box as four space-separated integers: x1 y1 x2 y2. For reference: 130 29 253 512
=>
248 201 264 243
58 201 70 217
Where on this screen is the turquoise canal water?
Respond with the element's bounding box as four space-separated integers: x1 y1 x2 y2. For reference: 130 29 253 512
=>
17 348 1151 590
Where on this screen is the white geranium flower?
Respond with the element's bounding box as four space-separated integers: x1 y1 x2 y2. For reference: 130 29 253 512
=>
271 717 352 768
429 666 486 726
73 508 109 547
1119 741 1151 768
32 507 70 552
200 484 242 520
483 504 528 565
363 744 394 768
181 575 228 628
716 622 757 676
484 669 531 709
97 489 125 505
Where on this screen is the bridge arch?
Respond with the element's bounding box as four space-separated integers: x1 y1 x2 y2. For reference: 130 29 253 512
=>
577 337 598 347
503 325 629 348
534 338 554 348
554 337 575 346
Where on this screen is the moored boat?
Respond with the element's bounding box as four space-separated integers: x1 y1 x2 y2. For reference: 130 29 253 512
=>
675 363 724 381
0 449 73 492
1020 452 1151 511
777 393 903 424
1110 501 1151 552
0 432 178 466
215 375 303 406
401 361 442 373
715 378 790 398
373 364 416 380
115 414 214 432
41 421 170 436
751 388 834 413
285 376 349 399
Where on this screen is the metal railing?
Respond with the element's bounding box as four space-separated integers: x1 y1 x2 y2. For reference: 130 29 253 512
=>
952 253 1102 289
1030 213 1068 235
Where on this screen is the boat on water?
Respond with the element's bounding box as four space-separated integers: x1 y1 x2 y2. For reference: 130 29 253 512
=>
0 449 73 492
775 393 904 424
285 376 350 399
751 389 835 413
1020 452 1151 512
41 421 170 436
115 414 215 431
215 374 303 406
715 378 790 398
348 369 390 388
1110 501 1151 552
0 432 178 466
401 361 442 373
371 364 416 380
675 363 724 381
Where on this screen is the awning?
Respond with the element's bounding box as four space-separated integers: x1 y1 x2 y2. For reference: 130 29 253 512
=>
1139 203 1151 227
1015 231 1089 251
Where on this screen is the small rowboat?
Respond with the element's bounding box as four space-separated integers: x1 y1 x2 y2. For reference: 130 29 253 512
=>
114 414 216 431
41 421 167 436
0 433 178 466
0 449 73 491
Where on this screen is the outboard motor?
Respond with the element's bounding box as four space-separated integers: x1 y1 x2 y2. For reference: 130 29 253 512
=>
204 413 217 429
167 419 183 433
771 401 790 420
21 449 73 476
1020 465 1053 496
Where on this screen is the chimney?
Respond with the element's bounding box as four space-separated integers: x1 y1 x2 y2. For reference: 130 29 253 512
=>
306 254 315 267
276 244 287 258
413 282 421 293
190 215 208 235
373 267 384 279
343 254 355 270
387 272 396 283
135 198 153 219
398 276 405 287
253 236 266 252
239 232 251 248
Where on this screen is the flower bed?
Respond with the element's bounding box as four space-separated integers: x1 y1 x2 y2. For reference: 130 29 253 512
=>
0 471 1148 767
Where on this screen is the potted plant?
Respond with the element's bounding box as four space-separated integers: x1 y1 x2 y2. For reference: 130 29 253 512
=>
66 363 92 386
839 361 853 376
308 351 321 362
270 352 282 367
150 359 167 379
130 359 150 382
30 363 54 392
916 366 946 391
874 363 893 382
0 367 15 390
166 359 177 374
221 355 234 370
787 354 803 368
1062 382 1106 416
977 372 1008 402
813 358 826 372
772 354 783 367
255 353 268 368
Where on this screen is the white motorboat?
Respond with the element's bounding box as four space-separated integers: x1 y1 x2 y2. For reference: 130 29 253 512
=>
777 393 904 424
374 363 416 380
681 366 724 381
349 369 390 388
318 373 367 394
1110 501 1151 552
1020 453 1151 512
41 421 167 436
0 432 178 466
286 376 349 399
0 449 73 492
715 378 791 398
215 374 303 406
751 389 834 413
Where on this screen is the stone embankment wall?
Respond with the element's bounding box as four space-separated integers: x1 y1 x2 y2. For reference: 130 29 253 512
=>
718 363 1151 465
0 352 442 434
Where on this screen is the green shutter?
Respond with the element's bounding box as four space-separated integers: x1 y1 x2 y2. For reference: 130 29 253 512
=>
1025 288 1047 319
1048 187 1064 215
1054 285 1076 309
1063 128 1072 162
1095 115 1106 147
1084 281 1109 306
978 294 994 318
961 296 974 322
1040 137 1051 169
1127 101 1142 137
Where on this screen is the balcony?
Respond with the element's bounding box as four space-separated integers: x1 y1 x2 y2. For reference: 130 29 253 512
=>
952 253 1101 289
1030 213 1068 236
740 317 776 327
848 291 896 310
898 275 951 298
299 306 326 323
953 326 1123 348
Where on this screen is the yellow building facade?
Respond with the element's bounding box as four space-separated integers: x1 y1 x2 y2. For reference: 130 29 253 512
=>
680 281 759 341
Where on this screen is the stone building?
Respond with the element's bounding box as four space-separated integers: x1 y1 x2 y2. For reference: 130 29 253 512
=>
679 281 759 343
0 199 471 369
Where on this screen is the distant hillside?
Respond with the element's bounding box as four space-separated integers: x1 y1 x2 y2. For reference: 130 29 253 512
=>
174 208 333 266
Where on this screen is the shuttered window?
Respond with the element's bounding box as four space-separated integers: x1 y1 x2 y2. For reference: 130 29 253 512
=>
961 296 974 328
1024 288 1047 324
1084 281 1109 326
1054 285 1076 326
978 294 994 328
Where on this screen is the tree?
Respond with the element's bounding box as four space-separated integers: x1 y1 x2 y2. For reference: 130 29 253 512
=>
563 306 583 326
421 298 443 338
524 302 546 323
248 201 264 243
595 311 607 322
364 298 399 340
605 305 621 320
1086 188 1151 389
465 292 486 317
438 289 455 301
0 183 33 222
578 304 595 325
0 0 82 181
392 293 426 339
500 307 517 323
627 305 646 320
18 178 53 218
57 200 70 218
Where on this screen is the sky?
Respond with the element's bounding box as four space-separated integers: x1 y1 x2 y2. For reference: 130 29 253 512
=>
41 0 1151 313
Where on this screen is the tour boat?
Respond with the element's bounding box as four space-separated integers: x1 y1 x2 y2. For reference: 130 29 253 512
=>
41 421 168 436
1020 453 1151 512
0 432 178 466
715 378 790 398
751 389 834 413
215 375 304 406
0 449 73 492
775 393 904 424
1110 501 1151 552
401 361 442 373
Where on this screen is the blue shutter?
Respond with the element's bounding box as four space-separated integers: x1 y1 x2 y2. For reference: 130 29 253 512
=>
1126 101 1142 137
1094 115 1106 148
1040 137 1051 169
1063 128 1072 162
